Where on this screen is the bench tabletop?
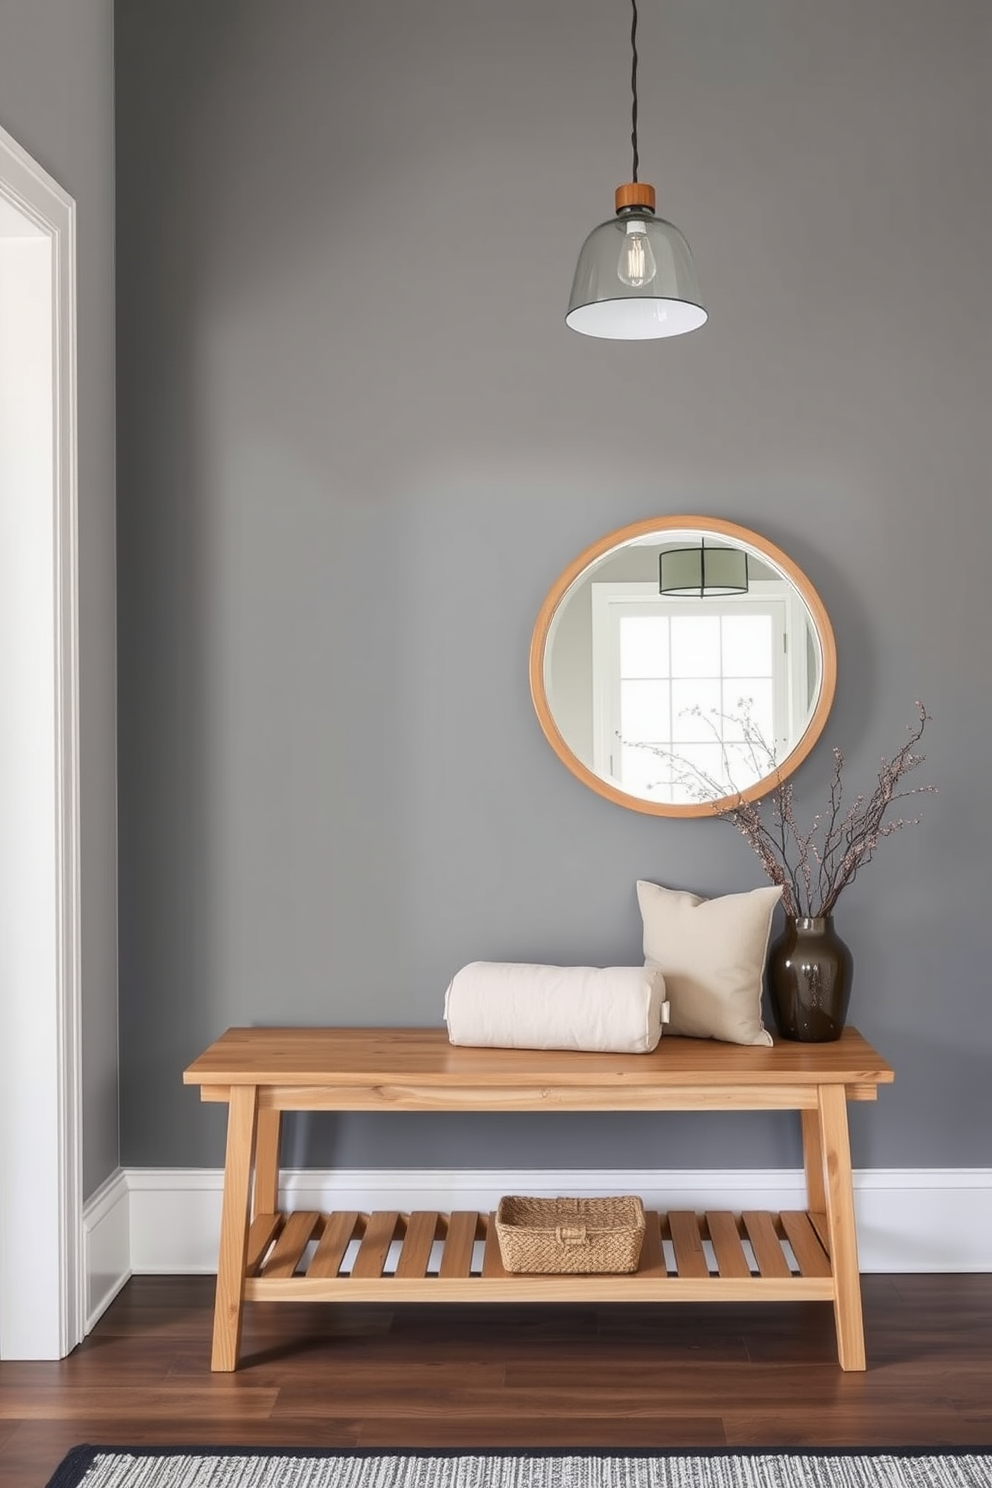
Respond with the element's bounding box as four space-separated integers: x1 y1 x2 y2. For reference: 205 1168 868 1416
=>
184 1025 893 1090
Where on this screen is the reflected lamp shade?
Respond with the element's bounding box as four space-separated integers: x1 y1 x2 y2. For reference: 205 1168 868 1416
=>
567 186 707 341
660 543 748 597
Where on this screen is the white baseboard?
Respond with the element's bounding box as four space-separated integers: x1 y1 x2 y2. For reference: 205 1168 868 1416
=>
82 1168 131 1331
124 1166 992 1277
77 1166 992 1333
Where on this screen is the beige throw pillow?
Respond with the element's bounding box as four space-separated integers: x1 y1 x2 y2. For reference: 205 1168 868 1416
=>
636 880 781 1046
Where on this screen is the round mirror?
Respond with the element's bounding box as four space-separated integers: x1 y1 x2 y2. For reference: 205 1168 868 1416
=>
530 516 837 817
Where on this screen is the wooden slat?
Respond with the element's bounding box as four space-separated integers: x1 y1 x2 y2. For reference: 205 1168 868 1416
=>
780 1210 832 1278
742 1210 792 1279
351 1211 401 1279
705 1211 751 1279
482 1213 510 1279
439 1211 479 1278
306 1210 361 1279
261 1211 321 1279
636 1209 667 1277
668 1211 709 1278
394 1211 440 1279
249 1272 834 1305
245 1213 282 1276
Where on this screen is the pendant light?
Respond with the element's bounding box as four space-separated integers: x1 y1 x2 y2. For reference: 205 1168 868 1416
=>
566 0 707 340
659 537 748 597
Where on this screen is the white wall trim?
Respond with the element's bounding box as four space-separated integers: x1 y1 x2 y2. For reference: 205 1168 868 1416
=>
72 1166 992 1330
121 1167 992 1283
0 123 82 1360
82 1169 130 1332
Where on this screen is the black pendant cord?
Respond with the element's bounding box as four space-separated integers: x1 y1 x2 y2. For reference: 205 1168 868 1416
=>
630 0 640 182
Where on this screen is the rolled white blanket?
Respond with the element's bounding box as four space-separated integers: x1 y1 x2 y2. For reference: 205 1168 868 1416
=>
444 961 669 1053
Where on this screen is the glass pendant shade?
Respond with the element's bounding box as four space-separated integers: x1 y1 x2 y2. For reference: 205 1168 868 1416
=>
659 544 748 597
567 205 707 340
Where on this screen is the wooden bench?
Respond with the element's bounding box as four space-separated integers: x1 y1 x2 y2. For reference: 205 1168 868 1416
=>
183 1026 893 1372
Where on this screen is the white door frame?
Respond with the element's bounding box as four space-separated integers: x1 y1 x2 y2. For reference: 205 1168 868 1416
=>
0 123 83 1358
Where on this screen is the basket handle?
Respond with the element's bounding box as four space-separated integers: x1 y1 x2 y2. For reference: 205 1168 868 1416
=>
555 1224 589 1247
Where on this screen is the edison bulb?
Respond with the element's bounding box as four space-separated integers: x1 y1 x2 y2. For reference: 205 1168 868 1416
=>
617 219 657 288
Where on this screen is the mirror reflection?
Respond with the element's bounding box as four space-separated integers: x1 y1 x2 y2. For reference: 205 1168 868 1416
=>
531 518 836 817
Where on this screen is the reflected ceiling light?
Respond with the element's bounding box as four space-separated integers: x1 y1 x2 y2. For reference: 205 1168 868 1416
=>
659 538 748 597
566 0 707 340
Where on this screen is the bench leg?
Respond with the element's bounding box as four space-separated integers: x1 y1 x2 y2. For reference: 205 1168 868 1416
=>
253 1107 282 1219
818 1082 866 1370
212 1083 258 1372
801 1104 832 1261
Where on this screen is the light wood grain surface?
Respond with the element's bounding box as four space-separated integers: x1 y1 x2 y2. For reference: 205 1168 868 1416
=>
185 1024 892 1374
184 1025 893 1092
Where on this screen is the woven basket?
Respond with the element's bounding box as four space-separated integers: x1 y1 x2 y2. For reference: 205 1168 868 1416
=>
495 1195 646 1274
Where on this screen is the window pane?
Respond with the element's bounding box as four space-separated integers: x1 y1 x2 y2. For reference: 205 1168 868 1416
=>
722 679 774 746
671 679 721 741
620 744 672 798
668 775 712 806
722 613 773 677
670 615 721 677
723 741 770 792
621 680 670 742
620 616 670 678
670 741 728 798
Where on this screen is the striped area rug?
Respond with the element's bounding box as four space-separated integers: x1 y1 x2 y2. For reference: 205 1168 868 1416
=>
44 1448 992 1488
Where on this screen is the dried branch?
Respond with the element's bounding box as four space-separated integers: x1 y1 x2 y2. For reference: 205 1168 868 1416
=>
717 701 935 916
623 700 934 917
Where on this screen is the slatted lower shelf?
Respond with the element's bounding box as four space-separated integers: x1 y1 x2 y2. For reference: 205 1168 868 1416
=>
241 1208 835 1303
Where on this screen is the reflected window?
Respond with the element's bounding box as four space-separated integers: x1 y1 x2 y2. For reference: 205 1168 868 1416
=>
592 583 805 805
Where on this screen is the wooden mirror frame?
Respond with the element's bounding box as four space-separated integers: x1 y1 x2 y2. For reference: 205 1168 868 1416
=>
529 515 837 818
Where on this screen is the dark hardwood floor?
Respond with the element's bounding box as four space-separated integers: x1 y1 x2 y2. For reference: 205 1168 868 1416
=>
1 1275 990 1486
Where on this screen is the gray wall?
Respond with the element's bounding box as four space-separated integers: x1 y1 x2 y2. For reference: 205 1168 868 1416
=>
0 0 119 1199
116 0 992 1172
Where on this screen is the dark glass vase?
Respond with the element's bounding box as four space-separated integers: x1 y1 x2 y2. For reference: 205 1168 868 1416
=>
767 916 852 1042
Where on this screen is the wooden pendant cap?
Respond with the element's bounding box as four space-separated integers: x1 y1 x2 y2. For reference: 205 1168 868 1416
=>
615 182 656 213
